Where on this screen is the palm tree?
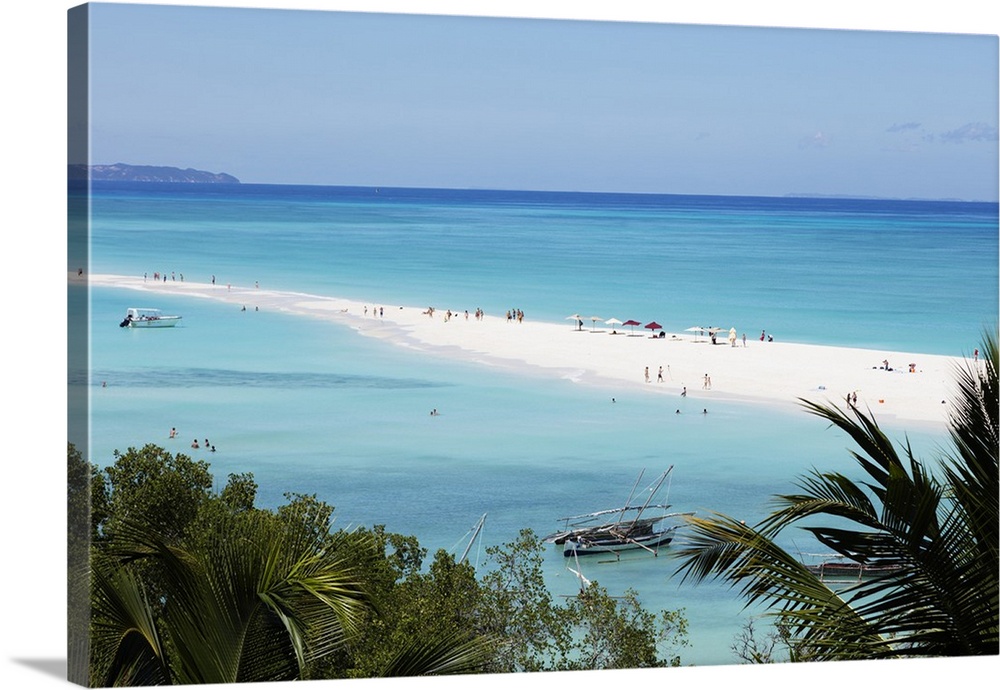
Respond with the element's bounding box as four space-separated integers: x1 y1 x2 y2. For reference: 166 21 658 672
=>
90 511 372 685
90 509 498 685
674 330 998 660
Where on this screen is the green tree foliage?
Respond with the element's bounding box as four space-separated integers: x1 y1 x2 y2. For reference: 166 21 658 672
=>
478 529 688 672
674 329 998 660
91 511 372 685
68 443 97 684
97 444 214 543
562 585 687 669
76 442 687 684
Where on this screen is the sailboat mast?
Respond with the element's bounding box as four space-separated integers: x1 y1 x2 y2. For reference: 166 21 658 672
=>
459 513 487 564
614 468 645 527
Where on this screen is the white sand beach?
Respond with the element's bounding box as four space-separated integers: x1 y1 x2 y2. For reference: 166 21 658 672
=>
85 273 972 429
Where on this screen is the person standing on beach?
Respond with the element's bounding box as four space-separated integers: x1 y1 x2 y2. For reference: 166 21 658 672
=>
703 373 712 389
681 386 687 397
657 366 664 383
645 367 650 383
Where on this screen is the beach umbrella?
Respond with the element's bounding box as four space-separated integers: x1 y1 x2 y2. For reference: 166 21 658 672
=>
566 314 584 330
644 321 662 336
622 319 641 335
685 326 706 342
588 315 603 331
605 317 623 333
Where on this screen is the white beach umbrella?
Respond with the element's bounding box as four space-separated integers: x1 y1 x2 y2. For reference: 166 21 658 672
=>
588 315 604 331
605 317 623 333
566 314 584 330
685 326 707 342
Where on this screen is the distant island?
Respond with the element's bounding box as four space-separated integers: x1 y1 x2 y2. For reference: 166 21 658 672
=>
68 163 240 184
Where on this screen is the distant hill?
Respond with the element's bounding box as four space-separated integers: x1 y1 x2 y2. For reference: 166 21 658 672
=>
68 163 240 183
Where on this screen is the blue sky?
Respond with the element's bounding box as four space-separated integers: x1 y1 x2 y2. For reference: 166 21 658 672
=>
82 3 999 200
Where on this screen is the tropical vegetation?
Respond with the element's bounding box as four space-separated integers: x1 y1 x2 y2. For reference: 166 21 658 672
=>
674 330 998 660
68 441 688 686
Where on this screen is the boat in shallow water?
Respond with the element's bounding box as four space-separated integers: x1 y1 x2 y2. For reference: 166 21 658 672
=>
119 307 182 328
543 467 692 559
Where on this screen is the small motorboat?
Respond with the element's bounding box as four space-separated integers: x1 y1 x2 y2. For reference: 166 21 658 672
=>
120 307 182 328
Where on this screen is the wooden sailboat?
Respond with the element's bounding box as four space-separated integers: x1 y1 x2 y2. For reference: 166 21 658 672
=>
543 467 693 560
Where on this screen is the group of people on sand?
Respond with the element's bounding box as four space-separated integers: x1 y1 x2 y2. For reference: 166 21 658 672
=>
146 271 184 283
169 427 216 452
138 271 241 291
422 306 487 321
644 365 671 383
506 309 524 323
642 366 715 391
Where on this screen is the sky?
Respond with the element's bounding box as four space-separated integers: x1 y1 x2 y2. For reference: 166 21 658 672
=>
79 1 999 200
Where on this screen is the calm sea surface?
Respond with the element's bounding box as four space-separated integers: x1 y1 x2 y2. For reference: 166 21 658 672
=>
71 182 998 666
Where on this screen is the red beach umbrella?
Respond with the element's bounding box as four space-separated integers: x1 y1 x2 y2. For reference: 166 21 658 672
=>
644 321 663 335
622 319 641 335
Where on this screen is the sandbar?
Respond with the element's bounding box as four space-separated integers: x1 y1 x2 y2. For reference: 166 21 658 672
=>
82 273 973 430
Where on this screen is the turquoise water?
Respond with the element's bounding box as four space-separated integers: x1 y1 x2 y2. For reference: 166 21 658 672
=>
72 183 997 666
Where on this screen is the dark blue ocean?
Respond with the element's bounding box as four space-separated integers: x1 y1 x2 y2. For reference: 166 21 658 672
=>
71 182 998 666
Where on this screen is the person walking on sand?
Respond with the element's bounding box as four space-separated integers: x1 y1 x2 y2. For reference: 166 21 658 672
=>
644 367 650 383
703 373 712 390
657 366 664 383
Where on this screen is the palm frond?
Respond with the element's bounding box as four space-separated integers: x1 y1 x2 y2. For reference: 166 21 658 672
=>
378 629 496 677
90 565 172 686
675 327 999 661
674 512 890 659
95 512 374 684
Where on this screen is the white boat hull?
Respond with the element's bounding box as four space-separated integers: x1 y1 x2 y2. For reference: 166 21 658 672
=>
121 308 182 328
125 316 181 328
